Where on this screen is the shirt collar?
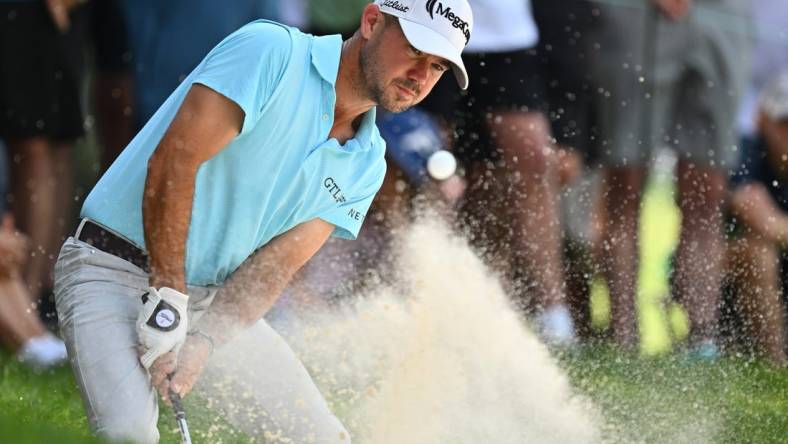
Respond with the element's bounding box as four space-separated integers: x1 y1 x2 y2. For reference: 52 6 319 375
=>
353 107 377 150
311 33 378 152
310 34 342 86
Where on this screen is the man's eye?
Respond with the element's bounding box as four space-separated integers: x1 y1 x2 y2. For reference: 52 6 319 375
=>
410 45 423 56
433 63 448 72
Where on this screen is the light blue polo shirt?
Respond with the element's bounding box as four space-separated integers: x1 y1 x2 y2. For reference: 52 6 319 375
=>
82 20 387 286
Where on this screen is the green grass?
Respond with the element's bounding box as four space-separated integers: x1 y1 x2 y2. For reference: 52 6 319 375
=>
0 352 100 444
0 350 252 444
559 347 788 444
2 347 786 443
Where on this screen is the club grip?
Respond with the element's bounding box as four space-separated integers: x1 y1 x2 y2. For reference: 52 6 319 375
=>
169 390 186 418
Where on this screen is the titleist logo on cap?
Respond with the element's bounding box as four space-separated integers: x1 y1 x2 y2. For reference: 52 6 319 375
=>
425 0 471 44
382 0 410 12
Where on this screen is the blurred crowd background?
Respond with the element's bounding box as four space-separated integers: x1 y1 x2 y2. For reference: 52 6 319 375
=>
0 0 786 374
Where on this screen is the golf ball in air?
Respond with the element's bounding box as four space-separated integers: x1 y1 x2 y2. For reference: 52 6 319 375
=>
427 150 457 180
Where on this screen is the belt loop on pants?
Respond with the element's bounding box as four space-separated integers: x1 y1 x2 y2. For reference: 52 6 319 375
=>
75 219 150 273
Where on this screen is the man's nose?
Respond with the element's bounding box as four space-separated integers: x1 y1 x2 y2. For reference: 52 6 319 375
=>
407 59 430 85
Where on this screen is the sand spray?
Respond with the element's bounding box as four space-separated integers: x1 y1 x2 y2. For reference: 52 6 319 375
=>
203 217 601 443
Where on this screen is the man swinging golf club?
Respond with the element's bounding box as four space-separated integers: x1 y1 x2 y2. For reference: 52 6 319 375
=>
53 1 473 442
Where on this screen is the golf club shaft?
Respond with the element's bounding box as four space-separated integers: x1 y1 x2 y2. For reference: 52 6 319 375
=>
169 391 193 444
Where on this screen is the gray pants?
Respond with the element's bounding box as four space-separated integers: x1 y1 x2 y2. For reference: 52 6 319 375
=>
590 0 752 170
54 236 350 444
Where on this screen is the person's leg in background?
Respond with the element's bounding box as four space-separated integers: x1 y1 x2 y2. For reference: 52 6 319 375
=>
465 51 575 341
531 0 601 341
599 166 644 348
665 0 751 354
561 170 604 341
0 219 68 369
487 110 570 320
484 48 575 341
672 162 727 349
587 2 654 349
0 139 66 369
8 138 76 317
727 234 787 365
0 2 87 315
7 138 59 302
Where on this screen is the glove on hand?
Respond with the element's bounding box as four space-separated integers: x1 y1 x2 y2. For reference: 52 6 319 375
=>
137 287 189 369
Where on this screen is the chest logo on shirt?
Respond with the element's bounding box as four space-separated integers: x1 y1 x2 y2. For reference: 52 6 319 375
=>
324 177 347 204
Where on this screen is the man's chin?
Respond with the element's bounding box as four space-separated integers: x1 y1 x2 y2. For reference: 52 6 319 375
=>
381 104 412 113
379 97 417 113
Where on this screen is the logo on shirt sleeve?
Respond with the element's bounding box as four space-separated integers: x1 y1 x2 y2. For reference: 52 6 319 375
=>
347 208 364 221
324 177 365 222
324 177 347 203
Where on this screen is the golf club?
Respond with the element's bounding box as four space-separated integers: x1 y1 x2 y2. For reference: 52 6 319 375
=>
169 390 193 444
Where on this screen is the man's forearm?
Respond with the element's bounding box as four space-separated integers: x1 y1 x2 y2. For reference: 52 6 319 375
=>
141 84 244 294
192 241 300 346
142 151 199 293
190 219 334 347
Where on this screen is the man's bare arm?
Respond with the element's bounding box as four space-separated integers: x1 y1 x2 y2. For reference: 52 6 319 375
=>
156 218 335 398
143 84 243 292
195 218 335 345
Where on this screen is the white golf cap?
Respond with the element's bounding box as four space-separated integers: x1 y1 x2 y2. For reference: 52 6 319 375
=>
760 71 788 121
374 0 474 90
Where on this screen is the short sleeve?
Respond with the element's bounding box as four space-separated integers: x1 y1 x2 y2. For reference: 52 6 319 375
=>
191 21 292 135
320 160 387 240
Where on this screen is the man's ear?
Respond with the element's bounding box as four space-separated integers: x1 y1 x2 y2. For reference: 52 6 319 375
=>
360 4 385 40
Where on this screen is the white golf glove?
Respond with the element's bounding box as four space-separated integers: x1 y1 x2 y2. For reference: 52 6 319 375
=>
137 287 189 369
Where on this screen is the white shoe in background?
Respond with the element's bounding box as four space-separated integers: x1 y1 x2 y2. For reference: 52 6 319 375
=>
538 304 576 346
17 332 68 371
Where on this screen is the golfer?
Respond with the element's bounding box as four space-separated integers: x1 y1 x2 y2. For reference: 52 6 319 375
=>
53 1 474 442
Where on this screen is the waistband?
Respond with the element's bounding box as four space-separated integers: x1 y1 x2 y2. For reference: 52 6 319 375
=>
75 219 149 272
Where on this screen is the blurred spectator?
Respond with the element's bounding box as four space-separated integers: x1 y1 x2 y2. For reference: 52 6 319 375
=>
422 0 575 344
121 0 280 128
556 156 606 342
0 141 67 370
736 0 788 143
0 0 89 312
89 0 135 171
531 0 598 157
590 0 752 353
532 0 601 340
725 72 788 366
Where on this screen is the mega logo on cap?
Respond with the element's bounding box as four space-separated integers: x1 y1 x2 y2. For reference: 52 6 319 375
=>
425 0 471 44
